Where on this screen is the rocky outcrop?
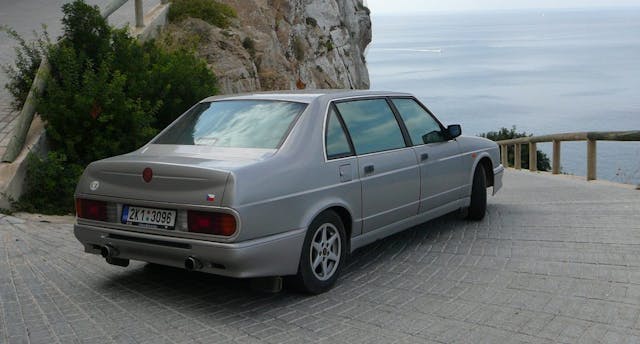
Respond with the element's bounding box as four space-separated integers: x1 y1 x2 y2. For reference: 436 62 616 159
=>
162 0 371 94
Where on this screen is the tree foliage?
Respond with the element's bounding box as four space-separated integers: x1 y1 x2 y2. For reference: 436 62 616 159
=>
168 0 237 28
39 1 217 164
13 152 84 215
480 126 551 171
0 25 50 110
5 0 218 214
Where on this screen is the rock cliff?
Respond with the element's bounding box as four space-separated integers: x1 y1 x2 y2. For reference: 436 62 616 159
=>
161 0 371 94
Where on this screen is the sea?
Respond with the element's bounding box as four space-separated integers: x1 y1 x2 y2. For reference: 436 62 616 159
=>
366 7 640 185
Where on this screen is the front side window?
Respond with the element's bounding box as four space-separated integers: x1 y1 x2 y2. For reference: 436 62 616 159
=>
153 100 306 149
336 99 406 155
325 107 353 159
392 98 444 145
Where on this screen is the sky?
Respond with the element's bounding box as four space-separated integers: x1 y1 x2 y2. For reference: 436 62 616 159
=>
365 0 640 14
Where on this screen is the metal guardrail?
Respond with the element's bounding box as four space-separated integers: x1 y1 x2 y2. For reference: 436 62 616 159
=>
1 0 167 162
497 131 640 181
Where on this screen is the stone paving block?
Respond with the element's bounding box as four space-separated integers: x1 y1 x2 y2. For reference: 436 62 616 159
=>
602 330 640 344
7 335 30 344
1 171 640 343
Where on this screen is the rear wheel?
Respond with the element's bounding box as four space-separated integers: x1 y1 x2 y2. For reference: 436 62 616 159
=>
466 164 487 221
292 211 346 294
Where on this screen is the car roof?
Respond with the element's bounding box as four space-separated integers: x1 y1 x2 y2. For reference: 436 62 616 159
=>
201 90 414 104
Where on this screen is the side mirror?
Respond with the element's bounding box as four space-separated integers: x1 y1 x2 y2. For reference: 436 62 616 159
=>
447 124 462 139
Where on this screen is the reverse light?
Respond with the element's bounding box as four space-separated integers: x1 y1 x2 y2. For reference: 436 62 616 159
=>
76 198 108 221
187 211 237 236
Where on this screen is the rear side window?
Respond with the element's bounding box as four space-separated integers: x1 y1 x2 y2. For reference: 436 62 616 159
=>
325 107 353 159
336 99 406 155
392 98 444 145
153 100 306 149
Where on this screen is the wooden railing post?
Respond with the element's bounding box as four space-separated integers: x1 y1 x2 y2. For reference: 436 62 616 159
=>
552 140 561 174
514 144 521 170
529 142 537 172
135 0 144 28
587 139 596 180
500 144 508 167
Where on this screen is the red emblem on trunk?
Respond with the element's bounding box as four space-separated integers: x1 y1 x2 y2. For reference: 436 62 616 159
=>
142 168 153 183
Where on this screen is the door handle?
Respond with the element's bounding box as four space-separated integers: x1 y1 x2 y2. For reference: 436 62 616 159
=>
364 165 375 174
421 153 429 161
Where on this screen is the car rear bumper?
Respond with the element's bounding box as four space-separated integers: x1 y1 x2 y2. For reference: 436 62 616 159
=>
74 224 306 278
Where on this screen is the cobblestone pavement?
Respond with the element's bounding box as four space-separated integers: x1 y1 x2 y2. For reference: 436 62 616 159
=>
1 170 640 344
0 0 160 156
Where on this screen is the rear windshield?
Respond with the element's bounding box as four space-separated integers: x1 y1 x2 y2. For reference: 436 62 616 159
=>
153 100 307 149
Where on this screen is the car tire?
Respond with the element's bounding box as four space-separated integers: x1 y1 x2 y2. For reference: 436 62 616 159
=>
291 211 347 294
466 164 487 221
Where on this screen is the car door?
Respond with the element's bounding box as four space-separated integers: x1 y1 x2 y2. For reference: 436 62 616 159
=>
334 98 420 233
390 97 466 213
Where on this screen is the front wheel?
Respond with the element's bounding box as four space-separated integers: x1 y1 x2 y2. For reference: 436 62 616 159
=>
466 164 487 221
292 211 347 294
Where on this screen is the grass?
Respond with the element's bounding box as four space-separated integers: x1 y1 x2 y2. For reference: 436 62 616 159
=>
168 0 237 28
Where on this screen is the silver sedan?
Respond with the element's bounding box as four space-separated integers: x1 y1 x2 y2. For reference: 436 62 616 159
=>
74 90 504 294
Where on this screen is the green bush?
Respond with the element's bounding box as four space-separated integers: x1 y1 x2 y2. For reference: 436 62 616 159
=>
142 46 218 129
168 0 237 28
40 2 158 165
0 25 50 110
39 0 217 164
40 47 158 165
323 38 334 52
480 126 551 171
305 17 318 27
242 37 256 59
13 152 84 214
61 0 111 61
293 37 305 61
3 0 218 214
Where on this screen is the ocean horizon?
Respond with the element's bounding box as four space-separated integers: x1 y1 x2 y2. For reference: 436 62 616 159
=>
367 7 640 184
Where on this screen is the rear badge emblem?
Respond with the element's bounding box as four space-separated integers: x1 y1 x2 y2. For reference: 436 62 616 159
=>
143 168 153 183
206 194 216 202
90 181 100 191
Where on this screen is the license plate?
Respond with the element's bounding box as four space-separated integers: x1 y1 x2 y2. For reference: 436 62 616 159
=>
122 205 176 229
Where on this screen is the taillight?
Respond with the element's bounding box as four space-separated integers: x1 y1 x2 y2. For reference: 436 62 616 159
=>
187 211 236 236
76 198 108 221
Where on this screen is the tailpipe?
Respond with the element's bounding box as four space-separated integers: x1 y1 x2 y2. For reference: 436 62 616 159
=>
184 256 203 271
101 245 129 267
101 244 118 258
106 256 129 267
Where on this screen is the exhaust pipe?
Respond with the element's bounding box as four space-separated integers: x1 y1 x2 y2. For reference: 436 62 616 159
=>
184 256 203 271
101 245 129 267
106 256 129 267
100 244 118 258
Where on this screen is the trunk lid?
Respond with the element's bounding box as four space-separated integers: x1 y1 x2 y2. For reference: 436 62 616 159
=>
77 145 275 206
